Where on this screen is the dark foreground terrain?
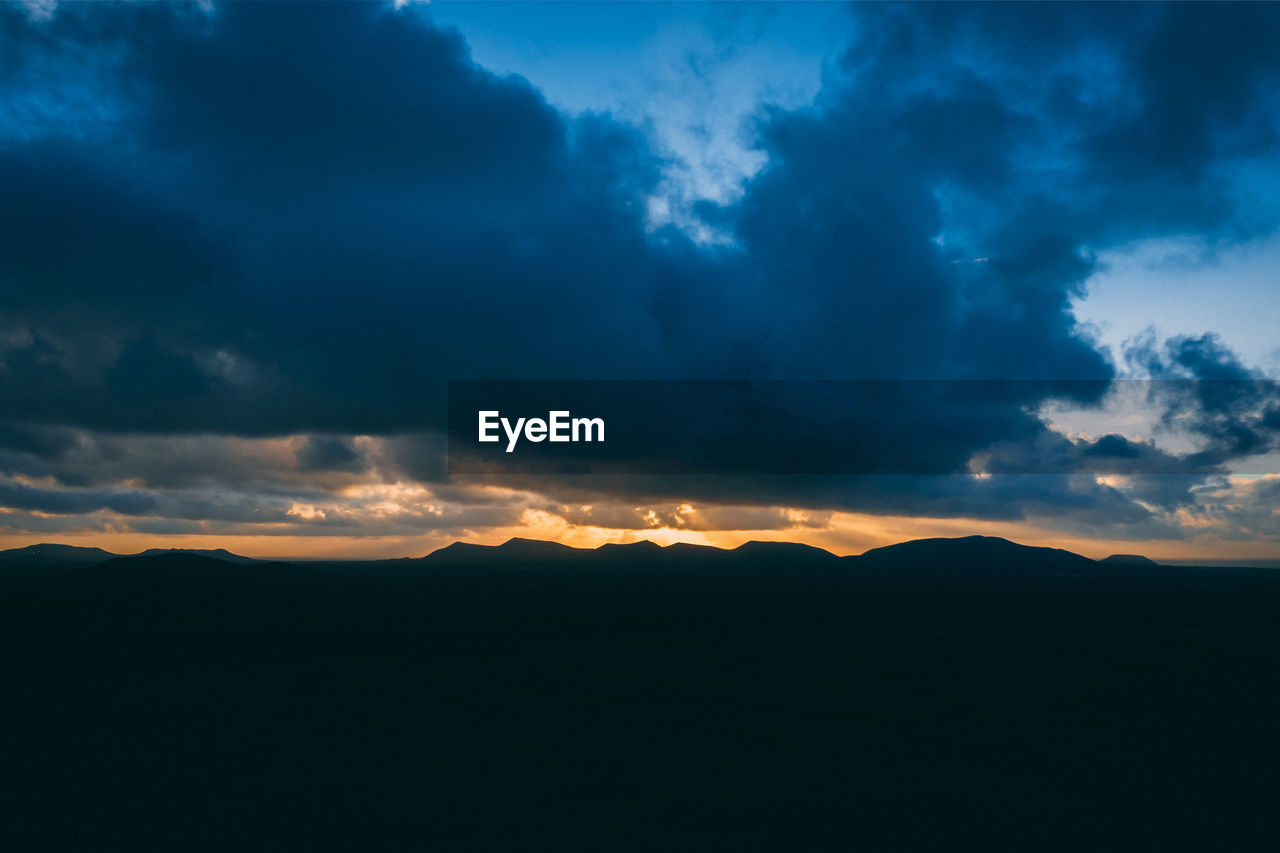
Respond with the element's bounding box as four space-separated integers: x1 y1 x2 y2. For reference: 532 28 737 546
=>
3 536 1279 849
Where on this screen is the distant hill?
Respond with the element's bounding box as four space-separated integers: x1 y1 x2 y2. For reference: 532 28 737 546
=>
420 536 842 570
137 547 260 565
596 539 664 554
423 537 588 565
0 544 260 568
77 553 291 600
734 540 839 560
0 543 120 563
849 535 1098 576
1100 553 1160 567
96 552 255 575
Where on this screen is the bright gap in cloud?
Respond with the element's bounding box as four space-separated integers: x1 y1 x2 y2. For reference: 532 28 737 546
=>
427 1 849 242
1074 229 1280 375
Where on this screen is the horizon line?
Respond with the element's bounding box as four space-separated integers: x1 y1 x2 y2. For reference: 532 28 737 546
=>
0 533 1169 564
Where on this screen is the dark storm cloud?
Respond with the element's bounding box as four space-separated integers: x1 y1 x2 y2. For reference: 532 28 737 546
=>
449 470 1163 531
672 1 1280 509
3 1 1280 532
0 420 79 459
0 473 291 522
1124 333 1280 467
0 1 680 435
296 436 364 473
732 0 1280 382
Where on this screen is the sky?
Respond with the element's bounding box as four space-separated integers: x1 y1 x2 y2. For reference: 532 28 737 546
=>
3 1 1280 560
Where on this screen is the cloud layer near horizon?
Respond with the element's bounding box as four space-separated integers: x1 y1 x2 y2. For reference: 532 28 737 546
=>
3 1 1280 553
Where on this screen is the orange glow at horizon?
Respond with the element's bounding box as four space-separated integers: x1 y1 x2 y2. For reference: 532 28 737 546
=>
2 509 1278 563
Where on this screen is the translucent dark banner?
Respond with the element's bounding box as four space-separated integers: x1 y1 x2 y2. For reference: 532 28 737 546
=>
446 380 1280 476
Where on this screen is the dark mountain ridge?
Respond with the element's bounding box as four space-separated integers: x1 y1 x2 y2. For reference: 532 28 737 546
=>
415 533 1113 577
851 534 1099 578
0 543 120 563
137 547 262 564
1 535 1173 575
1100 553 1161 566
0 544 262 566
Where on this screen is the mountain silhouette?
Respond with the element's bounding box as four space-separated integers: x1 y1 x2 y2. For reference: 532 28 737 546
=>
137 547 261 564
0 535 1167 576
87 553 282 586
734 540 839 560
597 539 664 553
419 535 838 570
850 534 1099 576
97 552 259 572
0 543 120 563
423 537 588 565
663 542 725 557
0 544 260 567
1100 553 1160 566
406 534 1120 579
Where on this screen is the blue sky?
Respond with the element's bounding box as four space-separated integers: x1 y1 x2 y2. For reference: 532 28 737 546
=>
1078 231 1280 373
430 1 850 238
